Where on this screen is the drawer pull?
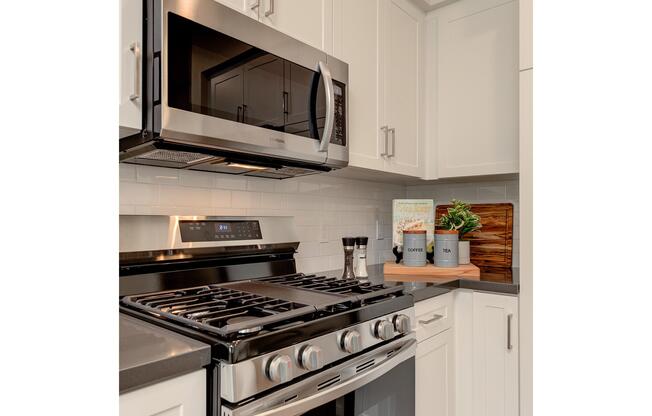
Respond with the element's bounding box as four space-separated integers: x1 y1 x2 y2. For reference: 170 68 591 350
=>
418 314 444 325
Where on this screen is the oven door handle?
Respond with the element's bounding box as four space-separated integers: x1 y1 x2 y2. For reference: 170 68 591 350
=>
317 61 335 153
224 336 416 416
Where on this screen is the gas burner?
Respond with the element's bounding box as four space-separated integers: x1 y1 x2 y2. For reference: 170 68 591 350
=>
227 315 264 334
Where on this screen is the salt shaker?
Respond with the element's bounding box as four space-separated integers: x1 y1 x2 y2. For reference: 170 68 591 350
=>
354 236 369 278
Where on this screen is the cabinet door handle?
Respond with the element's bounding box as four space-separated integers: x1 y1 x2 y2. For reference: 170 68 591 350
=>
129 42 141 101
250 0 259 10
265 0 275 16
388 128 396 157
507 313 513 350
380 126 389 156
418 314 443 325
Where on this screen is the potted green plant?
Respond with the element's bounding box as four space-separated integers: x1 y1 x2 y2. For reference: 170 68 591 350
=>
438 200 482 264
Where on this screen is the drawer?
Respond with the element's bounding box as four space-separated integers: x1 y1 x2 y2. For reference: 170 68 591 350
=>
414 292 454 343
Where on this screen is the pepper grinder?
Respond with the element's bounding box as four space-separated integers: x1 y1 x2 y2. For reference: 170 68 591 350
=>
341 237 356 280
354 236 369 279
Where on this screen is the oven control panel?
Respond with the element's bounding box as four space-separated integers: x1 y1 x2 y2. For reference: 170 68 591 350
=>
179 220 262 242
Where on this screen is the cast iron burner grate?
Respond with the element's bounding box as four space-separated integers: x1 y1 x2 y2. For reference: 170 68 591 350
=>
121 284 316 337
258 274 403 305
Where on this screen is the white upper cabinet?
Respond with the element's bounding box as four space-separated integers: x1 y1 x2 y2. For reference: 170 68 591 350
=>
334 0 425 178
472 293 519 416
119 0 142 132
259 0 334 54
333 0 385 171
429 0 519 178
384 0 424 177
215 0 260 19
519 0 533 70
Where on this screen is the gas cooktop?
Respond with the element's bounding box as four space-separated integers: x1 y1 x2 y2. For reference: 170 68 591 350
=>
121 273 404 339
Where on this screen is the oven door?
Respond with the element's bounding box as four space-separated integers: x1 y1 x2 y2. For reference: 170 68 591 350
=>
221 336 416 416
157 0 348 167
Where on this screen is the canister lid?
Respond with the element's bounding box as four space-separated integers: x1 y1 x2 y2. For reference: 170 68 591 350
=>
403 229 427 234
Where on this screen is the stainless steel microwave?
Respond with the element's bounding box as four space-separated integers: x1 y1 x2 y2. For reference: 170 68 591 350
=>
119 0 349 179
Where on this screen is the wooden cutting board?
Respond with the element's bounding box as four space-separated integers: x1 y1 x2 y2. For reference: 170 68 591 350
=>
435 203 513 268
384 261 480 281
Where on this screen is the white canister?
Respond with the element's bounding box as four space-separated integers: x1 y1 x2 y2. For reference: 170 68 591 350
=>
434 230 459 267
403 230 427 267
458 240 471 264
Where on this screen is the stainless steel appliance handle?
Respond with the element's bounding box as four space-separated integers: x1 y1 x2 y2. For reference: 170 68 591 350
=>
129 42 140 101
265 0 275 16
419 314 443 325
388 127 396 157
317 61 335 153
507 313 513 350
380 126 389 156
224 336 416 416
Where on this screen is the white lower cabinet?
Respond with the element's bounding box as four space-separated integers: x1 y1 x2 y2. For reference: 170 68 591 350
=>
471 293 519 416
416 291 519 416
416 328 455 416
119 370 206 416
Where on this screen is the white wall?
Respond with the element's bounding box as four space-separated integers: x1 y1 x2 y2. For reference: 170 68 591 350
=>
406 178 520 266
119 164 404 273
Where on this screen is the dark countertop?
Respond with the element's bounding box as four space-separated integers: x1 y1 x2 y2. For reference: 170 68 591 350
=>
323 264 519 302
119 313 212 394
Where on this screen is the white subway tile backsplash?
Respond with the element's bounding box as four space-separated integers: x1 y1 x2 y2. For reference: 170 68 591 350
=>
119 164 137 181
159 185 212 207
211 189 232 208
119 164 520 273
260 192 287 209
136 165 180 185
179 170 214 188
120 181 159 205
231 191 261 209
215 175 247 190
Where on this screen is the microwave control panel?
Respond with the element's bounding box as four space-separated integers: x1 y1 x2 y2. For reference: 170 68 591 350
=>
179 220 262 242
331 81 346 146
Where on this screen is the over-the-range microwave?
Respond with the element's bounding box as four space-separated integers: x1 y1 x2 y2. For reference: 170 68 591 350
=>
119 0 348 179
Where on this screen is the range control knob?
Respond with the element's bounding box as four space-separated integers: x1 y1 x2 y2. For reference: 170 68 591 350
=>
340 330 362 354
373 320 395 341
299 345 324 371
392 314 411 334
266 354 293 383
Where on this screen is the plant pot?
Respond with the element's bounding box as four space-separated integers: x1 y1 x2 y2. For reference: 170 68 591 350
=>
458 240 471 264
434 230 459 267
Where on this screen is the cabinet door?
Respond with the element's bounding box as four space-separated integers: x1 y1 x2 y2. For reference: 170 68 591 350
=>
119 370 206 416
384 0 423 177
119 0 142 132
416 328 455 416
435 0 519 178
216 0 259 19
260 0 333 53
333 0 385 171
519 0 533 70
472 292 519 416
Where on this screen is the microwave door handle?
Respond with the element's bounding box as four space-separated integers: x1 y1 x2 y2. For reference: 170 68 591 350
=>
228 337 417 416
317 61 335 153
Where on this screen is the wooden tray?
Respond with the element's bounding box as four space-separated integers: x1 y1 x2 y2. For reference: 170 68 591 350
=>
435 203 513 268
384 261 480 282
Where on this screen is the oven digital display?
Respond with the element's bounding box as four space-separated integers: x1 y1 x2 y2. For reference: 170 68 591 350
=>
179 220 262 242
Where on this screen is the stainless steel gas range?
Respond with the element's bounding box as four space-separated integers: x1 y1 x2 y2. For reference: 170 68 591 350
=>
119 215 415 416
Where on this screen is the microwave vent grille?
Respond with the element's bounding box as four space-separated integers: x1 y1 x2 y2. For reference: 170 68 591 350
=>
138 149 213 165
